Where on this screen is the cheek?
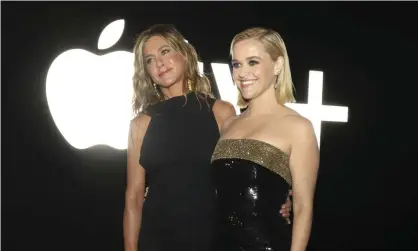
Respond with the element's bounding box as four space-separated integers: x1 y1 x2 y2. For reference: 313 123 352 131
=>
146 65 159 81
252 67 262 78
258 67 275 83
166 53 185 70
232 68 239 81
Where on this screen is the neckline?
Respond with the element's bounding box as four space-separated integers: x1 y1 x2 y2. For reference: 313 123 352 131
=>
164 91 195 100
156 91 197 105
218 138 289 157
146 91 208 116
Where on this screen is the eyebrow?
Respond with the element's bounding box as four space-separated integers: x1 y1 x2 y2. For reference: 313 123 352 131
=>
231 56 262 62
145 45 170 59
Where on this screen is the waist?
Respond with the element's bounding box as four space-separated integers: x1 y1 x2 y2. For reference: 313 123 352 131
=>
216 185 289 209
142 198 216 227
144 187 216 213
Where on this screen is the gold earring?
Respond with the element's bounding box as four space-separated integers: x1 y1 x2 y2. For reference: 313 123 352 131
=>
153 83 162 99
187 79 193 92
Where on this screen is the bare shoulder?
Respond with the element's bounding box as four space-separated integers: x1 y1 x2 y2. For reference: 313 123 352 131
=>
271 105 308 130
281 113 318 150
131 113 151 132
283 113 314 136
261 107 314 150
212 99 237 132
129 113 152 147
213 99 236 119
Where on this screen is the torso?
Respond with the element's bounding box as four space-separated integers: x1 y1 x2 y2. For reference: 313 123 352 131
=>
138 92 220 251
211 106 297 251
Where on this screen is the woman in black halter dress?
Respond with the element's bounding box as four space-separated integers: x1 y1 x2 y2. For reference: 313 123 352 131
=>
138 92 220 250
123 24 292 251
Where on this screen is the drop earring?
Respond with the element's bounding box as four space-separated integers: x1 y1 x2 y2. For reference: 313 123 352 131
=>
187 79 193 92
274 70 281 89
153 83 162 99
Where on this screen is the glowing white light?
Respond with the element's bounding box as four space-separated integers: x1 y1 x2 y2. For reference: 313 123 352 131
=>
285 71 348 148
211 63 240 114
97 19 125 50
198 61 204 76
46 19 134 150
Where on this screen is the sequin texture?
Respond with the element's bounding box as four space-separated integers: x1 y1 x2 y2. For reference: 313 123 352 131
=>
211 139 293 250
211 139 292 185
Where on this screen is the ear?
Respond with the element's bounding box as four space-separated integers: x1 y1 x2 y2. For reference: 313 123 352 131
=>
274 56 284 75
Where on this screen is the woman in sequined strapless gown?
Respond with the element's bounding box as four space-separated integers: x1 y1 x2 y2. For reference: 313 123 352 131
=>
212 139 294 250
211 27 320 251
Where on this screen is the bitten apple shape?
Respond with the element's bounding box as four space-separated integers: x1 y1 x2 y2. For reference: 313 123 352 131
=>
46 19 134 150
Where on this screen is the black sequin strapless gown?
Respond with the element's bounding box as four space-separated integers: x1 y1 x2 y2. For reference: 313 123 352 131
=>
211 139 293 251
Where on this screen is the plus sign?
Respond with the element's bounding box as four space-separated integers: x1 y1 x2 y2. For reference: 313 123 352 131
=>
286 70 349 148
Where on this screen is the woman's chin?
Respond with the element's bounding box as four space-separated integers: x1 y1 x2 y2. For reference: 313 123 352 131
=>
158 81 181 89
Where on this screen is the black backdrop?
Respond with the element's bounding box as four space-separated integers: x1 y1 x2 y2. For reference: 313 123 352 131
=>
2 2 418 251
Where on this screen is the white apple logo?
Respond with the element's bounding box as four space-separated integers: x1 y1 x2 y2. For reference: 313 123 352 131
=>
46 19 134 150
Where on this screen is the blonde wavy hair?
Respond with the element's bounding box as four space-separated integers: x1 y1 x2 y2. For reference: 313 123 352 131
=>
230 27 296 108
132 24 213 115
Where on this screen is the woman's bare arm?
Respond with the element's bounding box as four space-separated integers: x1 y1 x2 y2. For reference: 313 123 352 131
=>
212 99 237 134
123 114 150 251
288 117 319 251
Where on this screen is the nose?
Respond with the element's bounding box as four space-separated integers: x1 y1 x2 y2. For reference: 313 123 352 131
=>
237 67 249 80
155 56 164 68
233 69 247 85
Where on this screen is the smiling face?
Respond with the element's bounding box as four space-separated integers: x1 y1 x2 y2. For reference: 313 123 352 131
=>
231 38 283 102
143 35 187 88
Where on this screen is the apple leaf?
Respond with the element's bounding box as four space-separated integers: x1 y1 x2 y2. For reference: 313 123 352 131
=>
97 19 125 50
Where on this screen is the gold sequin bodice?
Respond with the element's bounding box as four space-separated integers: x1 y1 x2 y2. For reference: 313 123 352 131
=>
211 138 292 185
